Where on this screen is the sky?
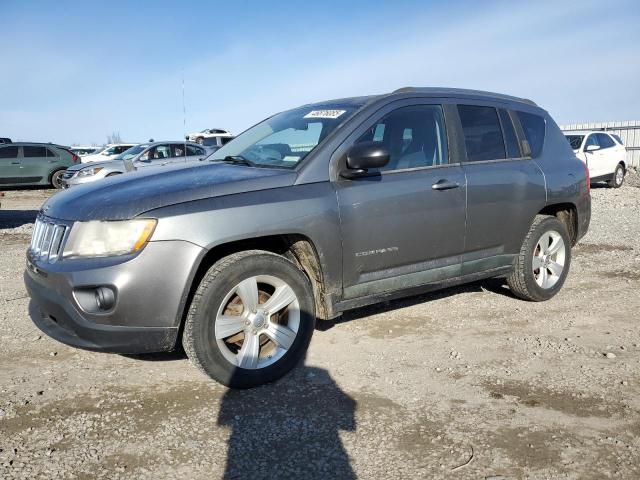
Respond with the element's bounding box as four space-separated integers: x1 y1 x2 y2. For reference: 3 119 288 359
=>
1 0 639 145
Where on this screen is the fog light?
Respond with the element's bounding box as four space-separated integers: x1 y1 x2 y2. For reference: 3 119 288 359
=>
95 287 116 311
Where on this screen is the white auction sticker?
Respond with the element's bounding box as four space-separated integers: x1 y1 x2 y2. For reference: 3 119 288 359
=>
303 109 346 119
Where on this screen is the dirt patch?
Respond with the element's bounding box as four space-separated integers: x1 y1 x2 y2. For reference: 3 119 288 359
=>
601 270 640 281
575 243 633 254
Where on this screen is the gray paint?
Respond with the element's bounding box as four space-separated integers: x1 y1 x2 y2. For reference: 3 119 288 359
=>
27 87 591 353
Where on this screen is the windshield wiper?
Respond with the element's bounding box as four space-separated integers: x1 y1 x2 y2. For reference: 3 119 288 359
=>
219 155 257 167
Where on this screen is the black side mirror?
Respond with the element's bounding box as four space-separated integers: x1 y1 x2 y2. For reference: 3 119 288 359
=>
341 141 390 179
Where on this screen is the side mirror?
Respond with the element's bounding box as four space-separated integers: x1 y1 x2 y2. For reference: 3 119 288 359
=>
341 142 390 179
585 144 600 152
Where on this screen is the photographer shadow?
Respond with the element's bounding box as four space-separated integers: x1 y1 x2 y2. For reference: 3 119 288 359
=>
218 364 356 479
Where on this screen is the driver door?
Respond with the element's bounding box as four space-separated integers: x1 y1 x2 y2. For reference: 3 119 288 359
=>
333 101 467 300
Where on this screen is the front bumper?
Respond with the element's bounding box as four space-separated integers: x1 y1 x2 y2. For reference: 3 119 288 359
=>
25 240 204 354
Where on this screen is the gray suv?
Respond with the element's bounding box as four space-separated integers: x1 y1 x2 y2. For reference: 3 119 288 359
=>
25 88 591 388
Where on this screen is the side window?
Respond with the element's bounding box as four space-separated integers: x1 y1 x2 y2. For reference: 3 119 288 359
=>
596 133 615 149
355 104 448 171
584 134 599 149
153 145 171 159
0 146 19 159
611 134 624 145
458 105 506 162
498 109 521 158
23 146 48 158
186 145 203 156
517 111 546 158
173 145 185 157
46 148 58 157
221 137 234 145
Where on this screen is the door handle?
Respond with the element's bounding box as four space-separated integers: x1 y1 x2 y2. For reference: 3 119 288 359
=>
432 179 460 191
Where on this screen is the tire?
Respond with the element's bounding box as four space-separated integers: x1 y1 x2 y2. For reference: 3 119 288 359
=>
183 250 316 388
608 163 625 188
196 137 205 145
50 169 65 189
507 215 571 302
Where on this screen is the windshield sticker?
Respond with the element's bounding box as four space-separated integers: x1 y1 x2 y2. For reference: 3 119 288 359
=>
304 109 346 119
282 155 301 162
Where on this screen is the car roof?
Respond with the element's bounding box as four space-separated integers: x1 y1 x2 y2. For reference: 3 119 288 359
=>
563 130 612 136
144 141 203 146
0 142 66 147
302 87 538 110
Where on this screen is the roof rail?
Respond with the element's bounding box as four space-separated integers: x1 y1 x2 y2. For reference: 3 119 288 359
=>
390 86 537 106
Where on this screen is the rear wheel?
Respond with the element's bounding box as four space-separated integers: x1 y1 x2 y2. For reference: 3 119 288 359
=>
183 250 315 388
608 163 625 188
507 215 571 301
50 169 65 189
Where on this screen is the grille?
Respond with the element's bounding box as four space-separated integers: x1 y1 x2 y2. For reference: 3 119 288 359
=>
30 217 69 263
62 170 75 179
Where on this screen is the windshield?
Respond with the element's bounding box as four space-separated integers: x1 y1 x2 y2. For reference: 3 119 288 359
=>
565 135 584 150
115 144 148 161
207 104 360 168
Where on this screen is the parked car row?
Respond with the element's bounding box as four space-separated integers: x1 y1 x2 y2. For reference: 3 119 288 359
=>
0 142 80 188
563 131 628 188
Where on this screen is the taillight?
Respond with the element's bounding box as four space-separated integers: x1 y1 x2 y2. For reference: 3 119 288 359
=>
582 159 590 193
72 153 79 163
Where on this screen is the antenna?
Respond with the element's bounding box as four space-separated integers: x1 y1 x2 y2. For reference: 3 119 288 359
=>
182 67 187 161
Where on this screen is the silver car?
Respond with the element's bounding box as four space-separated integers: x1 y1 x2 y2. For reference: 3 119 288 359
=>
61 141 209 187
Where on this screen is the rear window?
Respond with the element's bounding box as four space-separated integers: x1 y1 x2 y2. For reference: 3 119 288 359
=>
498 109 521 158
517 111 546 158
23 146 48 158
46 148 58 157
457 105 506 162
596 133 616 149
611 134 624 145
0 146 19 158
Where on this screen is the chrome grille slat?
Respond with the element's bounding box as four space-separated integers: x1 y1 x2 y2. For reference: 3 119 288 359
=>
29 217 69 263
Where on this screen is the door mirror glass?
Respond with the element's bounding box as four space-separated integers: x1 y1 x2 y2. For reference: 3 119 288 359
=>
342 141 390 178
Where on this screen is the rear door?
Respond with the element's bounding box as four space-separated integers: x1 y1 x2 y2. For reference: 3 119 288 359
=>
334 100 467 299
0 145 21 183
456 104 546 274
594 133 620 176
19 145 51 182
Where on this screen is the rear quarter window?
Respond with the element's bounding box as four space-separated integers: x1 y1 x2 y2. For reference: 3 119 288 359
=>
517 111 546 158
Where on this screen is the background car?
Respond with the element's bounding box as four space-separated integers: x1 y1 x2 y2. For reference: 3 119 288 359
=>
62 141 209 187
0 142 79 188
565 131 627 187
185 128 234 146
70 146 101 157
0 138 12 144
81 143 137 163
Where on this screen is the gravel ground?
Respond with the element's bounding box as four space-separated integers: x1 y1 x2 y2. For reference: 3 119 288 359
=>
1 173 640 479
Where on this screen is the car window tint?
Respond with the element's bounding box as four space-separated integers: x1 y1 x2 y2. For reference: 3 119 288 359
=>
153 145 171 159
516 111 546 158
458 105 506 161
565 135 584 150
596 133 615 149
23 146 48 157
46 148 58 157
173 145 186 157
0 146 19 158
499 109 521 158
186 145 202 156
584 134 599 149
221 137 234 145
355 105 448 171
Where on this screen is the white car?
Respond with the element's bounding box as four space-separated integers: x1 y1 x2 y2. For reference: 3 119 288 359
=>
81 143 137 163
565 131 627 188
185 128 234 146
70 146 101 157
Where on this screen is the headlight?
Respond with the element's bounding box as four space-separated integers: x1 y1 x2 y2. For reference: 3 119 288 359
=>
63 219 157 258
77 166 104 177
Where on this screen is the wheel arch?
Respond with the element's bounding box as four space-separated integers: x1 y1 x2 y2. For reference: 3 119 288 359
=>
538 202 578 246
175 233 333 347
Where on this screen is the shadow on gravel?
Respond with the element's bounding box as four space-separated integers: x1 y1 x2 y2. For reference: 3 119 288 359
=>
219 364 356 479
0 209 38 228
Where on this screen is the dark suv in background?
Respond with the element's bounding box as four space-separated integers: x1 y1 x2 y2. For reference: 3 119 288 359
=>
25 88 590 388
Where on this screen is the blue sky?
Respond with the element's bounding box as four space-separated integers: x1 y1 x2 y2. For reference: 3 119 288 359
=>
1 0 639 145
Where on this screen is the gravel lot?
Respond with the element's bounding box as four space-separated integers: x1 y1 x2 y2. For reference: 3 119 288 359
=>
1 173 640 479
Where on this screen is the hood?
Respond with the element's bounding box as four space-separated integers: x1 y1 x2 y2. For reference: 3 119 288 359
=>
67 159 124 172
42 162 297 221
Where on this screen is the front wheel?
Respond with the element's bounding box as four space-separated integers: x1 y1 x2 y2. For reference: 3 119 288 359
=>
50 169 65 189
608 164 625 188
183 250 315 388
507 215 571 301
